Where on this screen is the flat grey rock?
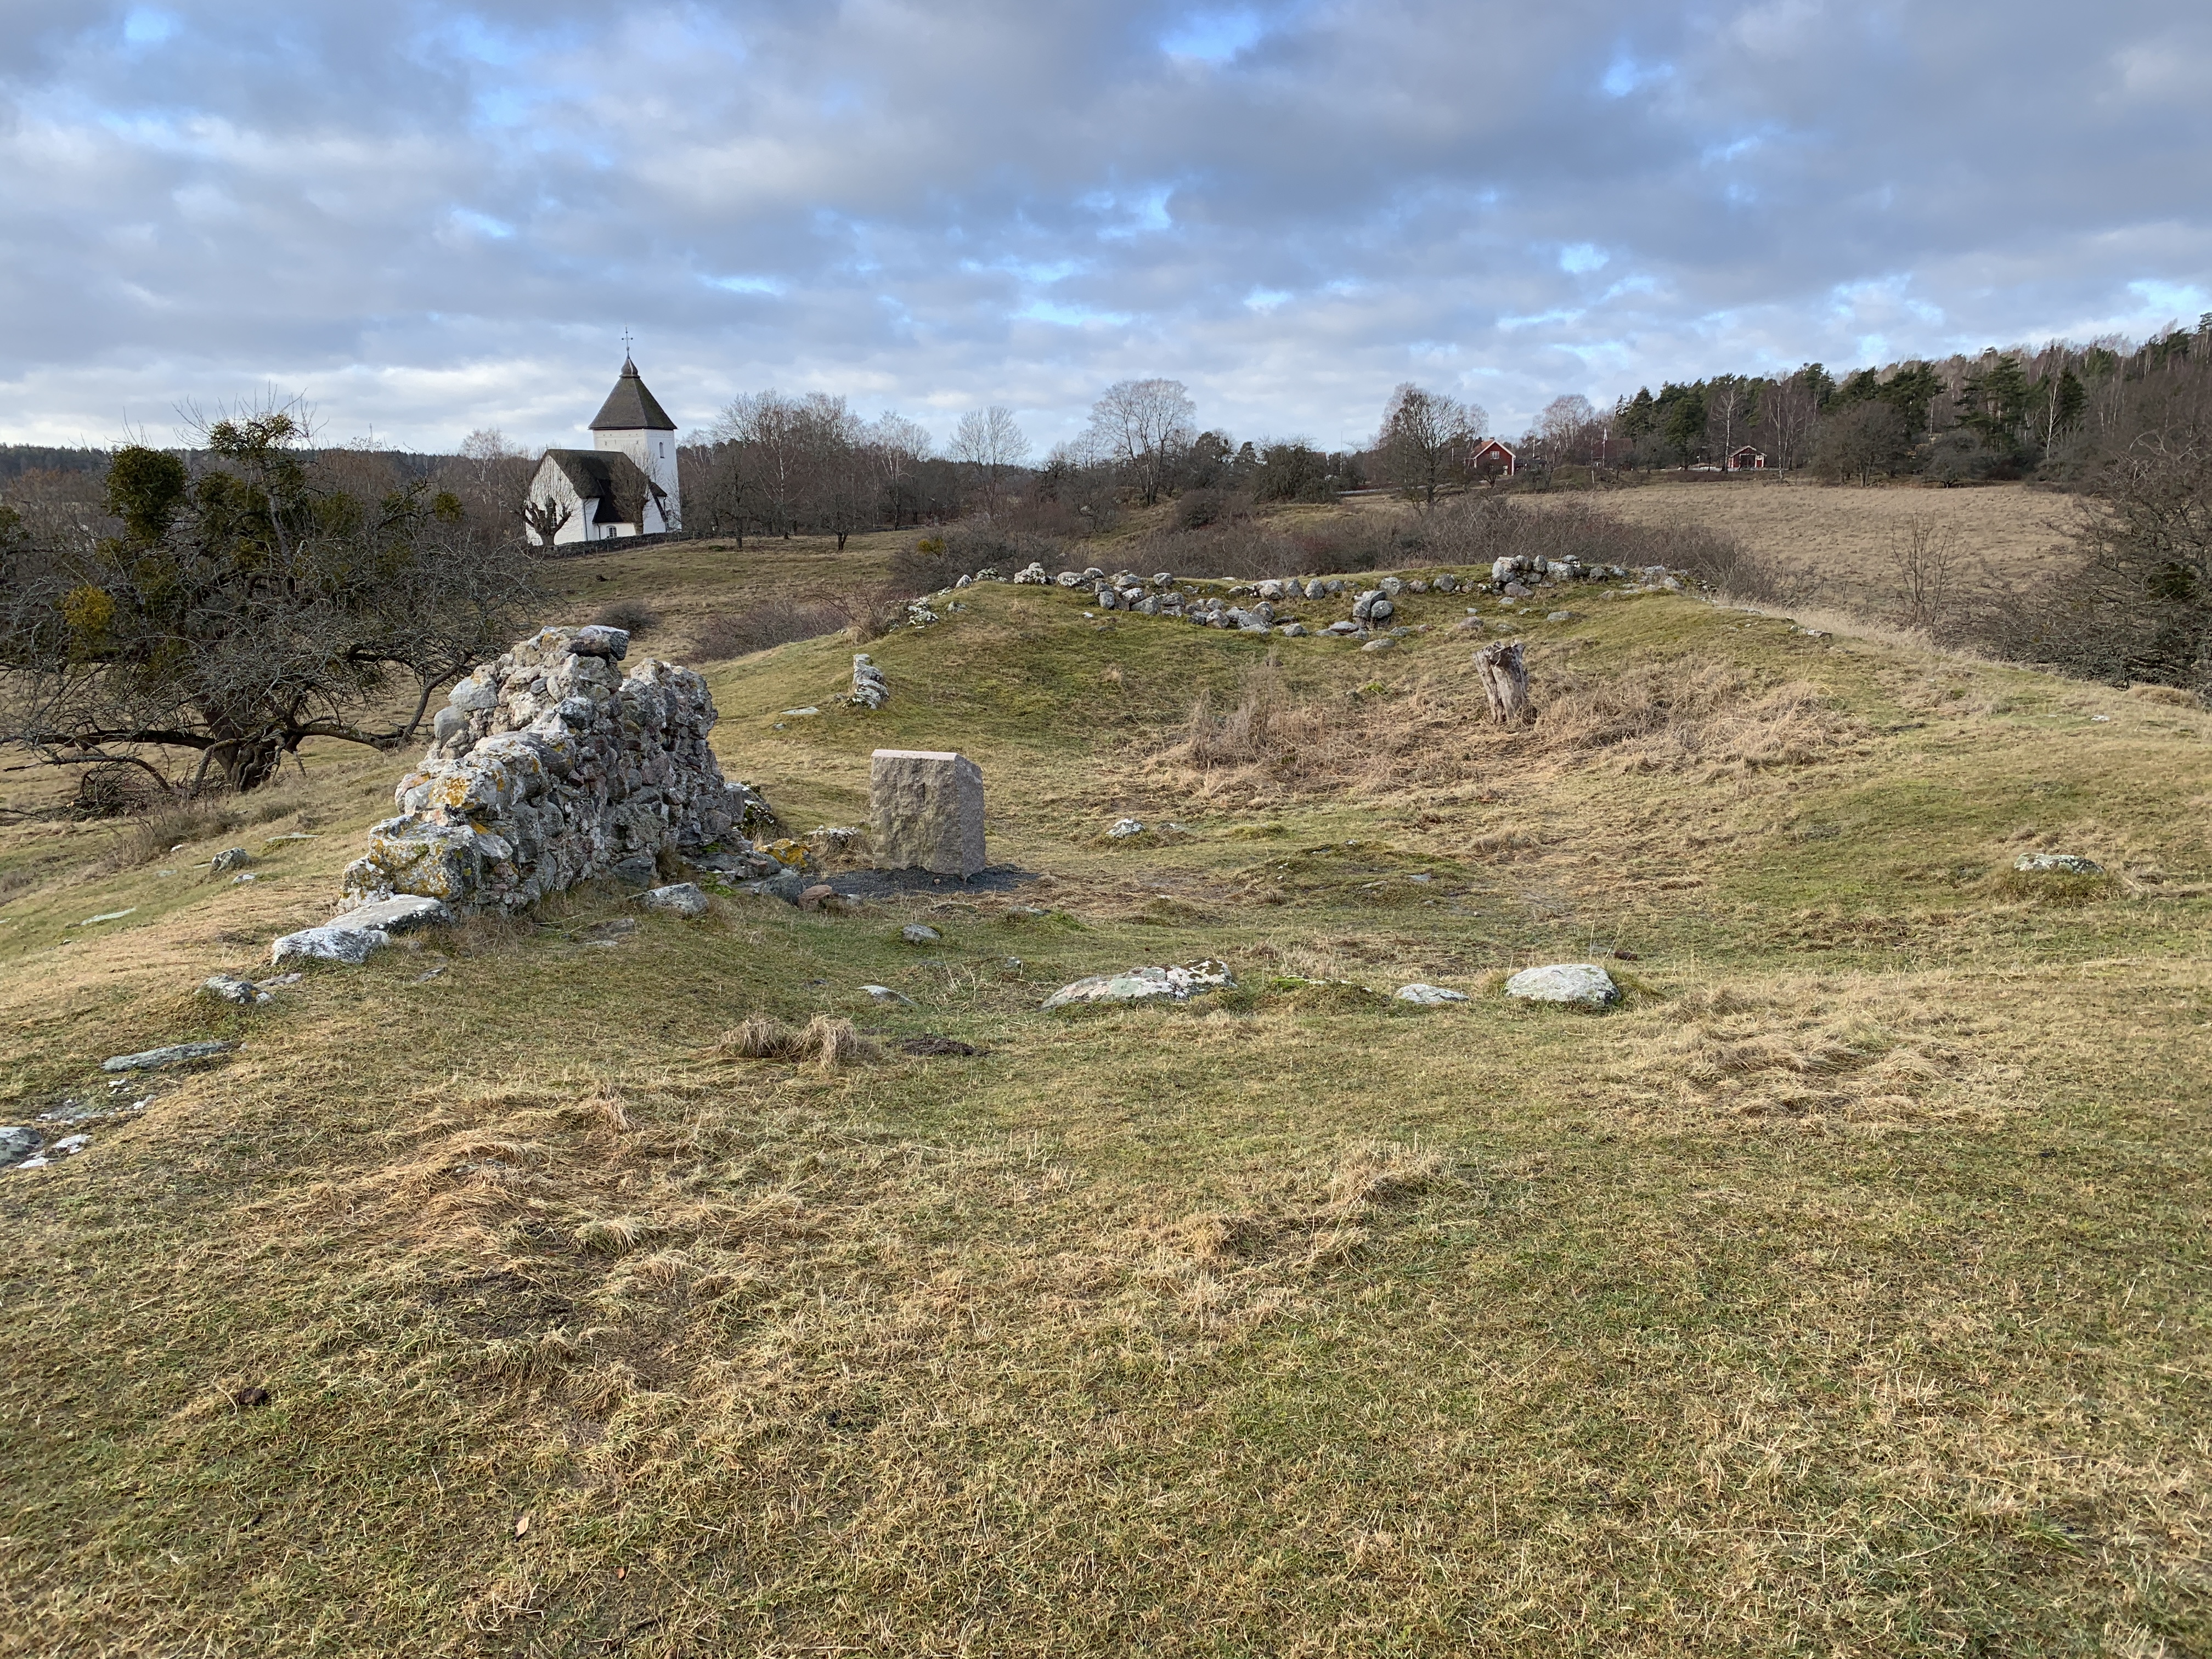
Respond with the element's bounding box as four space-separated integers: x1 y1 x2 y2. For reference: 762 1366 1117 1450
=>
2015 853 2104 875
1504 963 1620 1009
202 974 263 1006
274 923 386 966
1395 983 1469 1005
0 1126 40 1169
860 984 916 1005
1041 960 1234 1011
901 924 942 944
341 895 449 932
210 847 254 874
273 895 448 968
639 882 710 917
1108 818 1146 839
103 1040 235 1073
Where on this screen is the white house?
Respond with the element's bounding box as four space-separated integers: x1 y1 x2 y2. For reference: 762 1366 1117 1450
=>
524 356 682 546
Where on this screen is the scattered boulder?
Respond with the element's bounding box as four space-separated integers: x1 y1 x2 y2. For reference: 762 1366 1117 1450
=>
860 984 916 1005
202 974 264 1006
1547 611 1576 623
748 869 810 905
210 848 254 875
639 882 710 918
1 1126 40 1169
849 654 889 709
102 1040 236 1074
1394 983 1469 1005
870 749 986 878
1361 637 1397 653
1504 963 1619 1009
1108 817 1146 839
272 895 448 967
2015 853 2104 875
901 924 942 944
1041 960 1234 1010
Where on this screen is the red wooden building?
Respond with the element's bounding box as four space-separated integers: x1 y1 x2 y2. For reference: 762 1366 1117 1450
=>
1470 438 1517 478
1726 445 1768 471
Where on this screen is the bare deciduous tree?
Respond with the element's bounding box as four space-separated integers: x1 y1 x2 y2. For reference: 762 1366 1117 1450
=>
1084 379 1196 507
951 406 1030 520
1813 402 1910 486
1757 370 1822 471
1377 384 1485 508
796 393 869 549
865 414 935 527
1887 514 1972 636
712 392 806 538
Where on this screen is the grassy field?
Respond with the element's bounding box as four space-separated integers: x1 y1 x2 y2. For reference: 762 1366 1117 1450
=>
1519 477 2082 600
2 530 2209 1656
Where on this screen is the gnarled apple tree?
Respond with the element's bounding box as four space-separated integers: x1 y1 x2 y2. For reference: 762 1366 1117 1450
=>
0 411 541 793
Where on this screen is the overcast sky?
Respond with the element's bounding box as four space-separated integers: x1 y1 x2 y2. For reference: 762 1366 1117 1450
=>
2 1 2207 455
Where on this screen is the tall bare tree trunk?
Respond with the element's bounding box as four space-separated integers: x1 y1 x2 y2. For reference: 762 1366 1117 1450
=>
1472 641 1531 727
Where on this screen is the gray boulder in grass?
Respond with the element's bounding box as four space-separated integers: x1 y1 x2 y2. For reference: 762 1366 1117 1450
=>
2015 853 2103 876
639 882 710 918
272 895 449 966
1504 963 1620 1009
1395 983 1469 1005
1041 960 1234 1010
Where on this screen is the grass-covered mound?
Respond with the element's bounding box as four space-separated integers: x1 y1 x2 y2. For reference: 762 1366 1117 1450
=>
2 537 2208 1656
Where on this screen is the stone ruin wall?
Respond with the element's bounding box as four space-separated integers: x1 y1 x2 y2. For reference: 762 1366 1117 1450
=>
341 624 771 916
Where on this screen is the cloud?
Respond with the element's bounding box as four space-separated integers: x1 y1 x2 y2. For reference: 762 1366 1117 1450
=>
1160 8 1267 64
0 0 2207 452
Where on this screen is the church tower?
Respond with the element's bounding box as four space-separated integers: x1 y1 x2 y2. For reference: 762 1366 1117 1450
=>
589 356 680 530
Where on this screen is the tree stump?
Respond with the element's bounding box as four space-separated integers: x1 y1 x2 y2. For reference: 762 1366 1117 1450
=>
1472 640 1531 727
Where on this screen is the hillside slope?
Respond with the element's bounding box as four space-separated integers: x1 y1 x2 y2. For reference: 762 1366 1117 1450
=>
2 550 2208 1657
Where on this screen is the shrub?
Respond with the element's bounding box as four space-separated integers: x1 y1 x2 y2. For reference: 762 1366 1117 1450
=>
1963 431 2211 694
1177 489 1239 529
692 598 849 661
591 598 661 636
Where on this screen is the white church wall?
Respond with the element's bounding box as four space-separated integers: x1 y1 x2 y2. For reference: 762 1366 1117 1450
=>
592 427 681 531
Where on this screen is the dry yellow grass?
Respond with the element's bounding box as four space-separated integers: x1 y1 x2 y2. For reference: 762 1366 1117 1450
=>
1525 476 2081 596
2 539 2209 1655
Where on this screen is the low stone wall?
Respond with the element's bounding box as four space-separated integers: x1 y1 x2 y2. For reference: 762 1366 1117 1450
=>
341 625 772 915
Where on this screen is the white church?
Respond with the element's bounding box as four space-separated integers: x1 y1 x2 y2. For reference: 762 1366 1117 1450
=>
524 356 682 545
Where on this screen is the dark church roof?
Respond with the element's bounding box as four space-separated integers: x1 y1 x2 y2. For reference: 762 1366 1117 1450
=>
537 449 666 524
589 357 676 432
